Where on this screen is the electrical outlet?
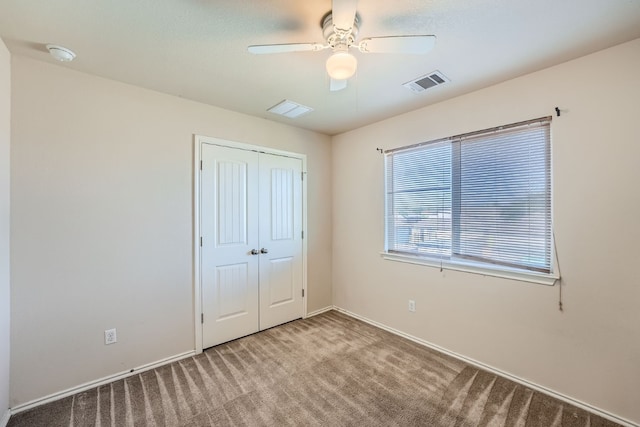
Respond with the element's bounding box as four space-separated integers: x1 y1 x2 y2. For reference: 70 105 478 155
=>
105 328 117 345
408 299 416 312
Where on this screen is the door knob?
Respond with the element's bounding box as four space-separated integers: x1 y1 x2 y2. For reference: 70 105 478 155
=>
260 248 269 254
250 249 259 255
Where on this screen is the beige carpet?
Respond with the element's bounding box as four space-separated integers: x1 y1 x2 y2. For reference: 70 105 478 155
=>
8 310 621 426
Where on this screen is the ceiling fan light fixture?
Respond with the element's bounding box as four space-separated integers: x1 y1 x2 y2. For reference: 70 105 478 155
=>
326 51 357 80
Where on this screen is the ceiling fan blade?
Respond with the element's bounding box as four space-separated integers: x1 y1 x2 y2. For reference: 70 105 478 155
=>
248 43 326 54
332 0 358 31
358 35 436 54
330 78 348 92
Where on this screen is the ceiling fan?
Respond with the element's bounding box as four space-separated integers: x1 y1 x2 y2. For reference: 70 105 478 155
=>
248 0 436 91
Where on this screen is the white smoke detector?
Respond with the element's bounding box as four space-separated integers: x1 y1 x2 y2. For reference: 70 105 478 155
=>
46 44 76 62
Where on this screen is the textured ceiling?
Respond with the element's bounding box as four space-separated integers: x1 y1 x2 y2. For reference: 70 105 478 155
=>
1 0 640 135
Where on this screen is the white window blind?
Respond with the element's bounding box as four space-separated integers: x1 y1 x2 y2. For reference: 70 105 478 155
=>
385 117 552 275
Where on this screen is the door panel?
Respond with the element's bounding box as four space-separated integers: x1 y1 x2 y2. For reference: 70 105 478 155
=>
216 263 251 320
270 168 294 241
267 256 295 307
201 144 259 348
217 161 248 246
259 155 303 330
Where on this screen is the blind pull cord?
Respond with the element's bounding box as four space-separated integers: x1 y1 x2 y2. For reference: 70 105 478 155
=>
552 229 563 311
559 281 563 312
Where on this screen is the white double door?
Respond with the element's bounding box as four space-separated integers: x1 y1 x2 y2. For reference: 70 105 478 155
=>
201 143 304 348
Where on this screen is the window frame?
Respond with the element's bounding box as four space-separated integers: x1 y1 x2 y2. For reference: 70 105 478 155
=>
382 117 559 286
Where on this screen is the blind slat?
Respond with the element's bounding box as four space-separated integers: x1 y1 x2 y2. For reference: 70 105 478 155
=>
386 118 552 273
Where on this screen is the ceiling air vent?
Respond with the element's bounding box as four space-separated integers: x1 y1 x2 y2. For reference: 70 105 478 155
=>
403 70 449 94
267 99 313 118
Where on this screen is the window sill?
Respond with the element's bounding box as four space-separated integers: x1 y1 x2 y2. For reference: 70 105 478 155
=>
380 252 559 286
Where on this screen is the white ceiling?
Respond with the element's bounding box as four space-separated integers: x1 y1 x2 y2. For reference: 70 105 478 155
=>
1 0 640 135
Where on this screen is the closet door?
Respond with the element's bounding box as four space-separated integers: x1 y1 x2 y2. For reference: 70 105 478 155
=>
258 154 304 330
200 143 304 349
201 144 260 348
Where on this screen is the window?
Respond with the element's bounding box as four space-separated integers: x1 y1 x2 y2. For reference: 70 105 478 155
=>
384 117 556 284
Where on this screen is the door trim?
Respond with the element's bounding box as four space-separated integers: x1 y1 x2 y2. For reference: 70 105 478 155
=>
193 135 308 353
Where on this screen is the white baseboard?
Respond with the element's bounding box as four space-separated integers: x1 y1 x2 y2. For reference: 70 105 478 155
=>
10 350 196 416
305 305 333 318
333 306 638 427
1 408 10 427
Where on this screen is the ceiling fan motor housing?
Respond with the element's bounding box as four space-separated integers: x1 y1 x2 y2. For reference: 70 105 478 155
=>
322 12 360 49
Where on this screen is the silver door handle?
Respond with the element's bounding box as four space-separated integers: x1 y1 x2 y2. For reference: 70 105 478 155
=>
250 249 259 255
260 248 268 254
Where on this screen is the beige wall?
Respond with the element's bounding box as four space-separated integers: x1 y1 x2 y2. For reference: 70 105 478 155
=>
10 56 332 406
332 38 640 424
0 39 11 422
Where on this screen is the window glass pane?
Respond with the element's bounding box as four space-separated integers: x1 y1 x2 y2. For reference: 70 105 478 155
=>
386 143 452 257
456 125 551 272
